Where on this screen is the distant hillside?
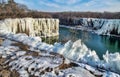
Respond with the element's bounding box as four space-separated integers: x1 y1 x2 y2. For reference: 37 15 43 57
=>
50 12 120 25
51 12 120 19
0 0 52 19
0 0 120 20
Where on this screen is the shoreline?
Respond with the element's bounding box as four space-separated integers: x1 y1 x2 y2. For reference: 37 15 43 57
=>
60 25 120 38
0 33 120 76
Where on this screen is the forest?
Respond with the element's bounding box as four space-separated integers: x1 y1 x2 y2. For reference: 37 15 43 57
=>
0 0 120 20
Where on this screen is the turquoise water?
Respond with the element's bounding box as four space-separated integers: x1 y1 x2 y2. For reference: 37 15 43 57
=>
43 27 120 59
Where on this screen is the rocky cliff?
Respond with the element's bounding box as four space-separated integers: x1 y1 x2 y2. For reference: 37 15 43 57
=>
0 18 59 37
61 18 120 36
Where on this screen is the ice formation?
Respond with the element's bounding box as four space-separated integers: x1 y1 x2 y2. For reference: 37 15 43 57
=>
0 33 120 77
102 51 120 74
82 18 120 35
0 18 59 37
56 39 120 75
0 33 97 77
96 19 120 35
61 18 120 36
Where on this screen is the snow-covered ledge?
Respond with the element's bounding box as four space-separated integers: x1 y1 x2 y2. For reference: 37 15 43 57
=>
0 33 120 76
0 18 59 37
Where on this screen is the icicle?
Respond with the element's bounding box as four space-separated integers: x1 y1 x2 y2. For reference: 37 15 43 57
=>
0 18 59 37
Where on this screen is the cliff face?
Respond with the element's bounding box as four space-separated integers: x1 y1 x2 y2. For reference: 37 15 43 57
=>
0 18 59 37
61 18 120 36
82 18 120 35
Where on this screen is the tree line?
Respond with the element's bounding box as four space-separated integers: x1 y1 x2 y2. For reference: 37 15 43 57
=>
51 12 120 19
50 12 120 25
0 1 120 20
0 0 52 19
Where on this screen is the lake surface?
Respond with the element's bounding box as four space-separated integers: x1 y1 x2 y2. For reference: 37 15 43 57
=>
43 27 120 59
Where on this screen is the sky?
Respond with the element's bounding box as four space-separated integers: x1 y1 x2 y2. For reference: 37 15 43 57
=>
14 0 120 12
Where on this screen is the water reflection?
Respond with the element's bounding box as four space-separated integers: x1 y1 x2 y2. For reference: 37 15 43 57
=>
59 28 79 43
81 31 91 43
101 36 120 53
42 36 59 44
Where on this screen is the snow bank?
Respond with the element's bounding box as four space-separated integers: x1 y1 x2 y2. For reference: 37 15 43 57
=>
0 33 120 76
55 40 100 66
102 51 120 74
0 18 59 37
56 39 120 75
0 44 63 77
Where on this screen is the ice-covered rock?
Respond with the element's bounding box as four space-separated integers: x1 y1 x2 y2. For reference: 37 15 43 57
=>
53 39 120 75
61 18 120 36
62 67 95 77
0 18 59 37
0 33 120 76
8 53 63 77
103 72 120 77
1 39 13 46
83 18 120 36
57 39 100 67
96 19 120 35
103 51 120 74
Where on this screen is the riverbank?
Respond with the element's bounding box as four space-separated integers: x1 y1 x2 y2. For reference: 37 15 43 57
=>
0 33 98 77
0 32 120 77
60 23 120 38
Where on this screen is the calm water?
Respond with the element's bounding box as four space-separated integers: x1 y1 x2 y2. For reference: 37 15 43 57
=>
43 27 120 59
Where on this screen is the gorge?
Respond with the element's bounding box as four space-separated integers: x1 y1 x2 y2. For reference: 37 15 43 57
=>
0 17 120 77
1 18 120 37
60 18 120 36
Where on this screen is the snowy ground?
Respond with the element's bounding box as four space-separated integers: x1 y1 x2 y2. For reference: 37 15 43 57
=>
0 32 120 77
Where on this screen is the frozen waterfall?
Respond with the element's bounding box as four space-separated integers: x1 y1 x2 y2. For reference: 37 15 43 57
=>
0 18 59 37
61 18 120 36
81 18 120 35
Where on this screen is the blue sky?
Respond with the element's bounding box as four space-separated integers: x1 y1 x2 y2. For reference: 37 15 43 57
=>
14 0 120 12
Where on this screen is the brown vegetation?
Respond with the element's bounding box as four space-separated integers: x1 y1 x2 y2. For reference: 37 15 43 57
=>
51 12 120 19
0 57 20 77
58 62 79 70
50 12 120 25
11 42 29 51
0 0 52 19
0 38 4 46
0 0 120 21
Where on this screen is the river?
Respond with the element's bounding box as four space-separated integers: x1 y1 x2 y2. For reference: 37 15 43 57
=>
43 27 120 59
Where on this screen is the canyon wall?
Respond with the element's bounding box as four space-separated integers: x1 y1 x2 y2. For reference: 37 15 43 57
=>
61 18 120 36
0 18 59 37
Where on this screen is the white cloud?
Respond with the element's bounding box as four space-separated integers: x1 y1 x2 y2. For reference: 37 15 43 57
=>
72 0 120 12
39 1 60 8
14 0 120 12
84 0 96 6
54 0 81 4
